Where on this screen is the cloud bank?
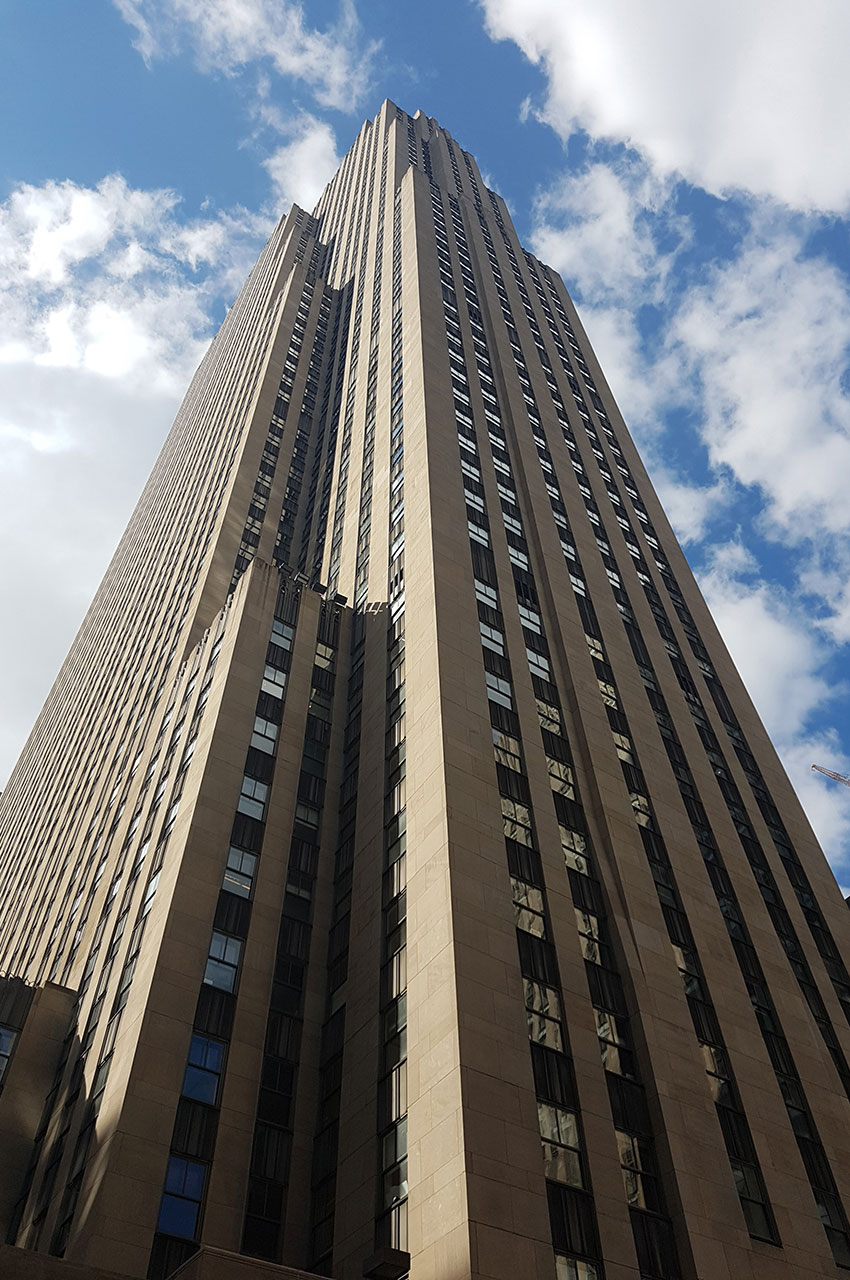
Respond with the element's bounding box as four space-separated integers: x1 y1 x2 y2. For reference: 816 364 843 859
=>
115 0 377 112
482 0 850 212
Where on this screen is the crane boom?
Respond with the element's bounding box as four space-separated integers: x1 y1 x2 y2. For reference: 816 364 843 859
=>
812 764 850 787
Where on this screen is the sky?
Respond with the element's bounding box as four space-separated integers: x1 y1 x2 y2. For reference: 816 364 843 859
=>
2 1 850 886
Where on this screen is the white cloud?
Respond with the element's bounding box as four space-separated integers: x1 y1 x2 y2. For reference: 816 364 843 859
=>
531 159 681 306
799 547 850 647
263 114 341 213
700 546 833 739
481 0 850 212
0 176 271 386
0 174 271 783
670 216 850 542
0 176 177 286
115 0 377 112
650 471 728 547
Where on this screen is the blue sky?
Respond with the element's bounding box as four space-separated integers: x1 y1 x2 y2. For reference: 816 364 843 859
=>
3 0 850 886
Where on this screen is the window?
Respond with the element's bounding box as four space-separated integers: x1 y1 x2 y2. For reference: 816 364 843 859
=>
630 1209 679 1279
486 671 513 709
548 758 575 797
251 717 278 754
238 776 268 821
731 1161 777 1241
223 847 257 899
597 680 618 708
537 698 562 734
539 1102 584 1188
158 1156 205 1238
575 910 608 966
493 729 523 772
525 979 563 1051
561 826 590 875
0 1025 17 1084
475 578 498 608
141 870 160 917
595 1009 635 1077
182 1034 225 1105
480 622 505 655
314 642 335 671
555 1256 600 1280
382 1118 408 1209
203 931 241 992
630 792 652 825
261 665 287 698
271 619 294 650
617 1132 661 1211
251 1123 292 1181
547 1183 599 1261
501 796 533 846
528 648 550 679
513 878 547 937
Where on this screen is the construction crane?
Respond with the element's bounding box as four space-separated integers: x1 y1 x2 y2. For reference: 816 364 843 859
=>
812 764 850 787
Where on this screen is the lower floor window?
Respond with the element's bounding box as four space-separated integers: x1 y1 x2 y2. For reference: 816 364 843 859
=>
157 1156 206 1238
0 1025 17 1083
555 1257 600 1280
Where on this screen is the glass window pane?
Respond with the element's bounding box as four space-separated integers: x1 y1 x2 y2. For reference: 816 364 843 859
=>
525 980 562 1019
182 1065 218 1104
181 1159 205 1199
158 1193 200 1239
203 958 236 991
383 1159 408 1208
190 1035 220 1071
555 1258 600 1280
527 1011 563 1050
741 1198 772 1240
223 868 253 897
543 1142 584 1188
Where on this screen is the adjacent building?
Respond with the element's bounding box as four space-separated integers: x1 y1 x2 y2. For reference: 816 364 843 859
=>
2 100 850 1280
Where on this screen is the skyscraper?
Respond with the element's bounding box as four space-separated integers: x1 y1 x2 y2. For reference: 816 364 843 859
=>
2 97 850 1280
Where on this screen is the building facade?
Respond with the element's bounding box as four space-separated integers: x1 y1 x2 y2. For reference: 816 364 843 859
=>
2 99 850 1280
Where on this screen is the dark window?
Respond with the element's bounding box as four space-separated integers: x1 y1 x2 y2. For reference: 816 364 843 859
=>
147 1235 196 1280
251 1123 292 1181
546 1182 600 1261
531 1044 576 1107
0 1025 17 1085
157 1156 205 1239
182 1034 225 1105
172 1099 218 1161
194 986 236 1039
586 963 626 1016
517 931 559 985
607 1072 649 1135
214 890 252 938
266 1012 302 1060
630 1209 679 1279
